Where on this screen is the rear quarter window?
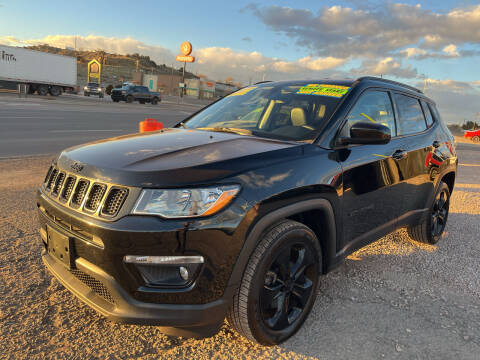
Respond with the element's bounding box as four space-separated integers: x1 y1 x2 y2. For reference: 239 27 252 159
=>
394 93 427 135
420 100 435 128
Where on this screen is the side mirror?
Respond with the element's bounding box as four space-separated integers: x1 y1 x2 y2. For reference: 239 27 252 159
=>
339 121 391 145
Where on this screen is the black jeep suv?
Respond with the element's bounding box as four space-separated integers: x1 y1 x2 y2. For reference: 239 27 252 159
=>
37 77 457 345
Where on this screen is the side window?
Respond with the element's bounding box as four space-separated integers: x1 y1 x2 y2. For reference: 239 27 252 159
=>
394 94 427 135
345 91 396 136
428 103 442 123
420 100 434 128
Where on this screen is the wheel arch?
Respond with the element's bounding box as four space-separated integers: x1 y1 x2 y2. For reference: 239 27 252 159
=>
225 197 337 300
441 171 455 194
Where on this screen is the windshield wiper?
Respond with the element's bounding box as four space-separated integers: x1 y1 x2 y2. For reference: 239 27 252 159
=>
196 127 252 136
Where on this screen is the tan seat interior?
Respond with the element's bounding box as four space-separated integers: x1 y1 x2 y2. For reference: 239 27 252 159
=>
291 107 307 126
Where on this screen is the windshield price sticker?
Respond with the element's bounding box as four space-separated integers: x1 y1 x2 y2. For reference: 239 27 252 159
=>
297 84 350 98
228 86 257 97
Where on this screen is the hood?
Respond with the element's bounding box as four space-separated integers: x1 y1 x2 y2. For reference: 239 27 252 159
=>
56 128 303 187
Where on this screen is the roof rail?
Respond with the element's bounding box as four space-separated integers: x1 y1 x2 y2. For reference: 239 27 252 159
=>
254 81 272 85
356 76 423 94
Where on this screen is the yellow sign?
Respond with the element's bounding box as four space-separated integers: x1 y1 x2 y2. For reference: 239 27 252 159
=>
296 84 350 98
176 55 195 63
180 41 192 56
228 86 257 96
87 59 101 83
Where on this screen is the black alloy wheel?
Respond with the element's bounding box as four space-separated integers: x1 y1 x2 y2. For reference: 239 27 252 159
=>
261 243 316 331
407 181 450 244
473 136 479 143
227 220 321 345
431 187 449 238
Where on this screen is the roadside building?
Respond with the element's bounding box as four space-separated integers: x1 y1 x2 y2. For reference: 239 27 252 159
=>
185 78 216 99
215 82 239 97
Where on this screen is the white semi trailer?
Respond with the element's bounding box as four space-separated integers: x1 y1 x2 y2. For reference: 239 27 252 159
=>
0 44 77 96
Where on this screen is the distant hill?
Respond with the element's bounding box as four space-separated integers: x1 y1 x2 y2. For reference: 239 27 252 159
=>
26 44 198 86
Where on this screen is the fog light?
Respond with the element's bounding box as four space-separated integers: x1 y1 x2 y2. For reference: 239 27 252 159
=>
124 255 203 287
179 266 189 281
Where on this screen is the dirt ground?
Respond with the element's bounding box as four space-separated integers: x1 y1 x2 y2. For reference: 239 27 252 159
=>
0 145 479 359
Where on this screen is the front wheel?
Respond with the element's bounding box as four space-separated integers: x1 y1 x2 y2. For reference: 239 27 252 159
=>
151 97 158 105
407 182 450 244
227 220 321 345
126 95 133 103
473 136 480 143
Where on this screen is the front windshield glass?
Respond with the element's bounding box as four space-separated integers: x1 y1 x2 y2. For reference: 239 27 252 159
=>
183 82 350 141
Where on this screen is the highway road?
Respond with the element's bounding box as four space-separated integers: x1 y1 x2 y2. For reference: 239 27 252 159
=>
0 93 206 158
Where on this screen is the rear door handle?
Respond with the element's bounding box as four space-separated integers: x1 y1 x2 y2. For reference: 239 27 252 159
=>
392 149 408 160
432 140 441 148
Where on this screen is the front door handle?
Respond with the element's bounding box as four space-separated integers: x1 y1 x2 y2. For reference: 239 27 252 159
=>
392 149 408 160
432 140 441 148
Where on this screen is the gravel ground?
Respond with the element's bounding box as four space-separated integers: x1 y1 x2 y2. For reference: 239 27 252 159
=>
1 145 479 360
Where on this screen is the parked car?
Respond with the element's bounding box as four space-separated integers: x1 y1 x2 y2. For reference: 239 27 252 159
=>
464 128 480 142
37 77 457 345
110 84 161 104
83 82 104 98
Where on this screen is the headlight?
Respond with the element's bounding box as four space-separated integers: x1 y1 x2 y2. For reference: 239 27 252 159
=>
132 185 240 218
97 87 102 91
121 90 126 94
84 86 88 90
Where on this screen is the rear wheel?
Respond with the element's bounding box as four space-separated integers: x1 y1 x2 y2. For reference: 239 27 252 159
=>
37 85 49 96
49 86 62 96
473 136 479 143
113 99 120 102
407 182 450 244
126 95 133 103
151 97 158 105
139 99 145 104
227 220 321 345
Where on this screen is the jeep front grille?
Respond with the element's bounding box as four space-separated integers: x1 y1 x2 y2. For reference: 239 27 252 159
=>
52 172 66 195
85 183 107 211
102 188 128 216
60 176 76 201
71 179 90 207
42 165 131 220
46 168 58 190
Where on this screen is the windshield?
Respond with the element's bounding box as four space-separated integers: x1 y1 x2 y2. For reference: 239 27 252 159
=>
182 82 350 141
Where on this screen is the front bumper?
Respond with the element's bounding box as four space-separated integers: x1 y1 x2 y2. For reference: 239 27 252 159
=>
111 94 126 101
37 189 248 336
42 249 226 337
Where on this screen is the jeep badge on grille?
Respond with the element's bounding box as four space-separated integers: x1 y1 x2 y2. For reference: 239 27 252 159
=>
70 162 84 173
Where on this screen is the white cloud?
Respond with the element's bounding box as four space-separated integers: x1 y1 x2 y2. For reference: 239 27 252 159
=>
249 3 480 58
401 48 428 59
353 57 417 78
443 44 459 56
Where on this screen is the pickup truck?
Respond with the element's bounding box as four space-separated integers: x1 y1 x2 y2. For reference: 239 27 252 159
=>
111 85 161 105
464 129 480 143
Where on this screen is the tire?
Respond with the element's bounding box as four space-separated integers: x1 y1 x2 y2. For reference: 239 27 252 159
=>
37 85 49 96
473 136 480 143
407 182 450 244
84 92 88 96
49 86 62 96
113 99 120 103
151 97 158 105
126 95 133 103
99 93 104 99
139 100 145 104
227 219 321 345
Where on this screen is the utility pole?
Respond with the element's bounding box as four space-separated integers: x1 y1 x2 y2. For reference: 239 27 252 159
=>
181 61 186 98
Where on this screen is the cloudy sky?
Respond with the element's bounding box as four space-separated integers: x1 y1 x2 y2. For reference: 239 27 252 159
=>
1 0 480 123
